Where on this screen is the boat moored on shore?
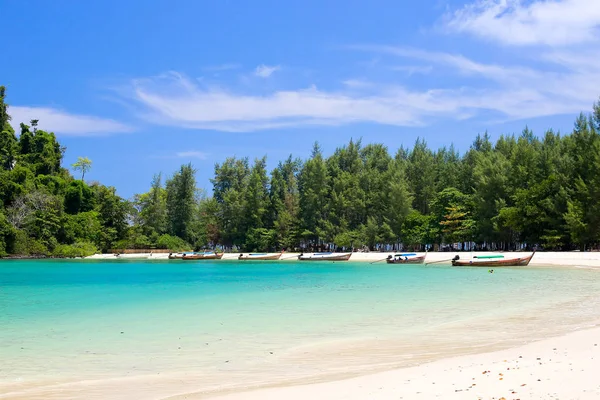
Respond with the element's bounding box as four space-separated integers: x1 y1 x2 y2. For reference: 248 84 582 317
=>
168 252 195 259
298 252 352 261
238 252 283 260
451 251 535 267
182 251 224 260
386 253 427 264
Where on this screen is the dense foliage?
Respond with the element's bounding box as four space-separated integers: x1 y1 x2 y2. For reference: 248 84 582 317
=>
2 85 600 256
128 99 600 252
0 87 131 257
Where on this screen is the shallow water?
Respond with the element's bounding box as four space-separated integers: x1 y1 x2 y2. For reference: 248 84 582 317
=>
1 260 600 398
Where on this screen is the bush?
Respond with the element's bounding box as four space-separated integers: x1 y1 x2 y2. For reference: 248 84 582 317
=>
131 233 151 249
156 234 191 251
12 229 48 256
52 241 98 258
60 211 102 245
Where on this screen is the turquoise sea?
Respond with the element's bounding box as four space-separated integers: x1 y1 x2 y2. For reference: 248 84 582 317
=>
2 260 600 399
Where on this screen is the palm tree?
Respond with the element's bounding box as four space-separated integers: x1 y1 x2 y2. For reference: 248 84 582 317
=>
72 156 92 180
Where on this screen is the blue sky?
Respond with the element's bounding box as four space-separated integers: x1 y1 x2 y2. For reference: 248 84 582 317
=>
2 0 599 198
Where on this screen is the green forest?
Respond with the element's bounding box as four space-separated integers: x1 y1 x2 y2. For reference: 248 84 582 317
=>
2 86 600 257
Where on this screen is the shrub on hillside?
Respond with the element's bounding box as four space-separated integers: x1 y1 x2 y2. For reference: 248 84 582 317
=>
156 234 190 251
12 230 48 256
52 242 98 258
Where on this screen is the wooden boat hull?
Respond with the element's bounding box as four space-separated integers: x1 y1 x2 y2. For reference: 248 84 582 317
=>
182 253 224 260
298 253 352 261
238 253 282 260
386 255 426 264
451 252 535 267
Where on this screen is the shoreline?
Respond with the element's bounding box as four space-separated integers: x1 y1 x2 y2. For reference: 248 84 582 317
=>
201 325 600 400
3 250 600 268
79 251 600 268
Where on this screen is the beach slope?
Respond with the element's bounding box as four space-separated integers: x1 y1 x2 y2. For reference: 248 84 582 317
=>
205 327 600 400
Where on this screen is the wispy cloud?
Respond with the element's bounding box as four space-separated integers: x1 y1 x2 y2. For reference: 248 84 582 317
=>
254 64 280 78
351 44 537 82
124 69 584 133
444 0 600 46
116 0 600 133
176 150 209 160
126 72 475 131
9 106 133 136
352 40 600 116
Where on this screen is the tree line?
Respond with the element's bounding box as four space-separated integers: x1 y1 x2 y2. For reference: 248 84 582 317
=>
126 97 600 253
1 85 600 256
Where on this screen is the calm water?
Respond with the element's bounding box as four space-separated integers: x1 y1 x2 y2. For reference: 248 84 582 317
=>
2 260 600 398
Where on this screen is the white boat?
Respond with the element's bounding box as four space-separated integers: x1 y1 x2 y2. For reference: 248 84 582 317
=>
386 253 426 264
182 251 224 260
298 252 352 261
451 251 535 267
238 252 283 260
168 252 195 259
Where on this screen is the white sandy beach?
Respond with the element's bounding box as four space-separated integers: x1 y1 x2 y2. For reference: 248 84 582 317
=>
86 250 600 267
204 326 600 400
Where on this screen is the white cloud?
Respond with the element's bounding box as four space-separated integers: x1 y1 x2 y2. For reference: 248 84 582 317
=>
9 106 133 136
352 45 538 81
254 64 280 78
120 2 600 135
352 44 599 118
141 23 600 132
444 0 600 46
127 72 472 131
123 68 594 133
176 151 209 160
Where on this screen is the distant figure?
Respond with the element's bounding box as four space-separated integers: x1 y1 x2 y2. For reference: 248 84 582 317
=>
488 269 494 274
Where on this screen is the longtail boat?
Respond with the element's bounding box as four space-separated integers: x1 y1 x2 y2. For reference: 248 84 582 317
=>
168 252 194 259
238 252 283 260
182 252 224 260
386 253 426 264
451 251 535 267
298 252 352 261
